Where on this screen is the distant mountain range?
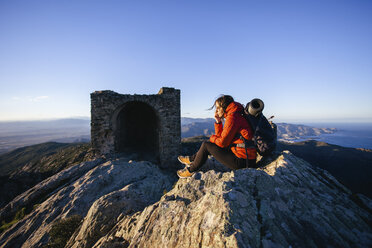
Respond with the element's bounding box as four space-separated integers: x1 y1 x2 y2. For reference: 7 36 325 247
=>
181 117 337 139
0 117 337 154
277 123 336 141
0 119 90 154
181 117 215 125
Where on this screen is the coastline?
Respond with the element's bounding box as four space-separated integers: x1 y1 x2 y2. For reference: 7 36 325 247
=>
282 125 372 150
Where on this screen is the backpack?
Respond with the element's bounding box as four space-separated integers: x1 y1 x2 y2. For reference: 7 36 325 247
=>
241 98 277 157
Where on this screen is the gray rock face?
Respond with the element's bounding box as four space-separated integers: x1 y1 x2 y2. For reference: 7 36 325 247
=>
67 171 174 248
0 159 104 223
94 152 372 248
0 151 371 248
0 159 175 248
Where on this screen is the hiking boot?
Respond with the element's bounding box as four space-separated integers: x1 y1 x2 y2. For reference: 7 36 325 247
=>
178 156 192 167
177 168 194 178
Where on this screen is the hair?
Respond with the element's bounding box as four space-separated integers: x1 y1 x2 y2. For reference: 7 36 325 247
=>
209 95 234 112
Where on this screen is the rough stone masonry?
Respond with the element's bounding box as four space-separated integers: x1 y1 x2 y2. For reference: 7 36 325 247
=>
90 87 181 169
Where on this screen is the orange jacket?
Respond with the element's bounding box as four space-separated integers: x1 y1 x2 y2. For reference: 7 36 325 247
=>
210 101 256 160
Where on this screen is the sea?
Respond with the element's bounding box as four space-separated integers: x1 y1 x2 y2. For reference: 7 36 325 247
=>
291 123 372 150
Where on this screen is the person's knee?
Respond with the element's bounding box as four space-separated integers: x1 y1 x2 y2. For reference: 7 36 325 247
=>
202 141 222 154
201 141 213 149
199 141 213 153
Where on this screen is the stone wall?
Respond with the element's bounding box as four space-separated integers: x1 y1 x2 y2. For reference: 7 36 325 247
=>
90 87 181 169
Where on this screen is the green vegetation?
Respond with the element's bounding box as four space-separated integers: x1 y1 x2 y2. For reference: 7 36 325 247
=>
44 215 82 248
0 142 92 210
0 207 26 233
0 142 92 234
37 143 92 174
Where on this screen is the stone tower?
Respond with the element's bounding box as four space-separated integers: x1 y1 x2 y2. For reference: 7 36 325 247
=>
90 87 181 169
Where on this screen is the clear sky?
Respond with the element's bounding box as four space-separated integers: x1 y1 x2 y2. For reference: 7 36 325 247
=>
0 0 371 123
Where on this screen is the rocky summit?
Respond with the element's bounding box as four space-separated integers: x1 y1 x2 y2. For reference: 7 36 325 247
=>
0 151 371 248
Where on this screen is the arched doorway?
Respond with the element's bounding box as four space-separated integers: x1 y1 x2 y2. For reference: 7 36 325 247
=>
114 101 159 162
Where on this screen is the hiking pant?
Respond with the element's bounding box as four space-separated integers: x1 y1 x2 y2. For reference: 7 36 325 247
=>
188 141 256 172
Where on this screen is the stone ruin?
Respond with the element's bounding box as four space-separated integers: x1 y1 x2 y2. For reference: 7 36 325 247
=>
90 87 181 169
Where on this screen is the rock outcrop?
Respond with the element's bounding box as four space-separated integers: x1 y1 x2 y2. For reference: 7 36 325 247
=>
0 159 175 248
0 151 371 248
94 152 372 248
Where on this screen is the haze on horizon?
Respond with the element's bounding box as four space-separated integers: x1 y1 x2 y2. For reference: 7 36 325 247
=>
0 0 371 124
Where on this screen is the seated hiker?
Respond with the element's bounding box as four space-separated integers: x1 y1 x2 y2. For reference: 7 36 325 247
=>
177 95 257 178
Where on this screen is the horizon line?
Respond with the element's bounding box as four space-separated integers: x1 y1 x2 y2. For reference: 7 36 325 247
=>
1 116 372 124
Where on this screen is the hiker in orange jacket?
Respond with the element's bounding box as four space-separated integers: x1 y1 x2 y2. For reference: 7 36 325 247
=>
177 95 257 178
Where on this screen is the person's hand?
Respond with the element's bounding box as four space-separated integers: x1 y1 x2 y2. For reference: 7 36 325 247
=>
214 112 222 124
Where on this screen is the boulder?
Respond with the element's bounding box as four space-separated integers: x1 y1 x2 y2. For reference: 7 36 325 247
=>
94 151 372 248
0 159 175 248
1 151 371 248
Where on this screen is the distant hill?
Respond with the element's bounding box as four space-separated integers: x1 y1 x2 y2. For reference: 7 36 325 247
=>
0 118 337 154
181 117 214 125
181 117 337 139
0 142 73 176
277 123 336 141
181 120 215 137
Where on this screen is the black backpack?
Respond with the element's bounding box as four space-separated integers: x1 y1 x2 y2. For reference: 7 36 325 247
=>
241 98 277 157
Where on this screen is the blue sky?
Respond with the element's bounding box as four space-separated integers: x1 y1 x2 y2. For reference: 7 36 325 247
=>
0 0 371 123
